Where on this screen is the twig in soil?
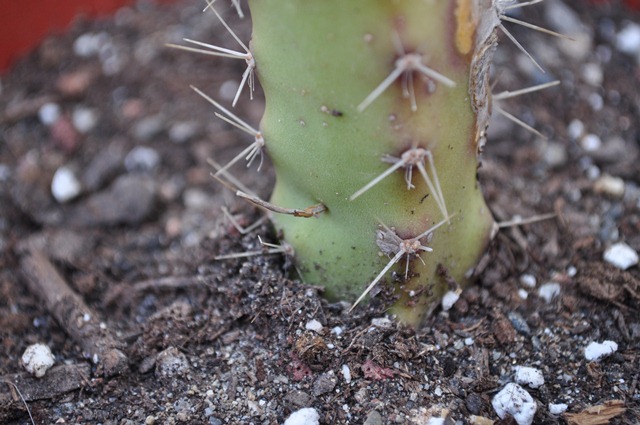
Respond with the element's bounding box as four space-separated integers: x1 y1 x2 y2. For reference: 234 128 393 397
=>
20 249 128 377
0 364 91 405
103 274 216 310
0 380 35 425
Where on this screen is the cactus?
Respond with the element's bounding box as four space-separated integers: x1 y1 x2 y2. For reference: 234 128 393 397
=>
193 0 557 327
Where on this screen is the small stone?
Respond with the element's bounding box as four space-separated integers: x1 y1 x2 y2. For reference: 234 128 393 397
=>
341 364 351 384
603 242 638 270
519 274 536 288
580 134 602 151
492 383 537 425
283 407 320 425
542 142 567 168
616 22 640 55
124 146 161 172
548 403 568 415
81 144 124 191
371 317 392 327
133 115 164 141
73 32 109 57
363 410 383 425
585 340 618 361
155 346 189 379
594 174 625 198
313 372 337 396
21 343 55 378
538 282 561 303
514 366 545 389
284 390 312 409
567 119 584 141
50 115 80 152
72 107 98 134
51 166 82 203
38 103 61 126
582 62 603 87
518 289 529 300
507 311 531 336
305 319 323 333
331 326 343 336
70 175 156 226
56 68 96 96
169 121 199 144
441 289 460 311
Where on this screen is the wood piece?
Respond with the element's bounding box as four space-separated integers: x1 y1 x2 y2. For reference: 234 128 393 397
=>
20 249 128 377
564 400 626 425
0 363 90 403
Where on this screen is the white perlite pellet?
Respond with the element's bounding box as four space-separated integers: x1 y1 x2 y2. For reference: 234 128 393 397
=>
538 282 561 303
51 166 82 203
492 383 537 425
514 366 544 389
603 242 638 270
283 407 320 425
441 289 460 311
21 343 55 378
549 403 568 415
305 319 323 332
585 340 618 361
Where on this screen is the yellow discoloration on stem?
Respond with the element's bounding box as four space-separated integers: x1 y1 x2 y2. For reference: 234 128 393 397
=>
455 0 475 55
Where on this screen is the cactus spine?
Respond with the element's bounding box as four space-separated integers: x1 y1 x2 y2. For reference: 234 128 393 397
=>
242 0 501 326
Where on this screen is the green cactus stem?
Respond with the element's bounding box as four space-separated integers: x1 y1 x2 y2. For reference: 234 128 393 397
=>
242 0 499 326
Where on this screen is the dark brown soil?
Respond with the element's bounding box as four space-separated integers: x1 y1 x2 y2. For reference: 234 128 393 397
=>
0 1 638 424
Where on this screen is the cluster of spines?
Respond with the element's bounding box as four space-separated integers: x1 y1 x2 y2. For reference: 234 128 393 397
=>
172 0 564 310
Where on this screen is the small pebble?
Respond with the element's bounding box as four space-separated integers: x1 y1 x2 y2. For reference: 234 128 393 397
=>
363 410 383 425
538 282 561 303
441 289 460 311
73 32 109 57
594 174 625 198
133 115 164 141
21 343 55 378
603 242 638 270
517 289 529 300
313 372 337 396
72 107 99 134
519 274 536 288
283 407 320 425
514 366 545 389
616 22 640 55
582 62 603 87
567 119 584 140
38 103 61 126
155 346 189 378
51 166 82 203
585 340 618 361
542 142 567 168
371 317 392 327
427 418 445 425
508 311 531 336
341 364 351 384
124 146 160 172
169 121 199 144
580 133 602 151
305 319 323 332
331 326 344 336
548 403 568 415
492 383 537 425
